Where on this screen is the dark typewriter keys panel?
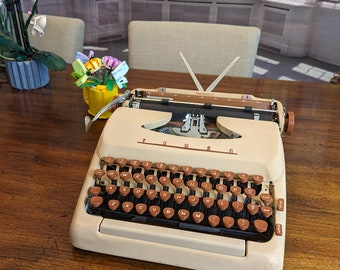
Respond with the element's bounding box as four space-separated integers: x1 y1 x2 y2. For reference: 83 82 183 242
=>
86 158 275 243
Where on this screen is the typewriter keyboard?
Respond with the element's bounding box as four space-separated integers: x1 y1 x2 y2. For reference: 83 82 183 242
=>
86 157 280 242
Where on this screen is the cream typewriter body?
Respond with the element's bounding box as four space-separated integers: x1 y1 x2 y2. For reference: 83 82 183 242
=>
70 84 292 270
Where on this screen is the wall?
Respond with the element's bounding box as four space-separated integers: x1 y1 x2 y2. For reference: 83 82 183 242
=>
20 0 340 66
308 1 340 66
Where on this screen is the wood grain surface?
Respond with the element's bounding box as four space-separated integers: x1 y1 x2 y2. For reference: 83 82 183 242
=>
0 66 339 269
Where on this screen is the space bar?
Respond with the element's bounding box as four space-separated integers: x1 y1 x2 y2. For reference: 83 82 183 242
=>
100 218 245 257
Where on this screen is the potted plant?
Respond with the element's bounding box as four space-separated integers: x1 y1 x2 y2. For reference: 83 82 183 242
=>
0 0 67 90
71 51 129 119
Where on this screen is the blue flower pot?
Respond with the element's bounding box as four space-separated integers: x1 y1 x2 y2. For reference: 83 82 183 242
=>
5 60 50 90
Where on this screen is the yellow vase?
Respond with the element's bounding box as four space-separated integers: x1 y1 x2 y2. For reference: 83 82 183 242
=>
82 84 119 119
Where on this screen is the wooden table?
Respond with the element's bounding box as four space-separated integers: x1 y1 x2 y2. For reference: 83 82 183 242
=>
0 66 339 269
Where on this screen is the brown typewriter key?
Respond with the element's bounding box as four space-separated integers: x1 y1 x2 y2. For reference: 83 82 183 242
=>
209 169 221 179
90 196 103 208
122 201 134 213
116 158 128 167
172 178 184 188
103 156 115 166
237 218 250 231
261 206 273 218
215 184 227 194
203 197 215 209
156 162 166 172
159 176 170 186
174 193 186 204
94 169 105 179
238 173 249 183
252 175 264 185
149 205 161 217
254 219 268 233
275 224 283 236
89 186 101 196
133 187 144 199
222 216 235 228
163 207 175 219
129 159 140 169
230 185 241 196
106 184 117 195
182 165 193 175
119 171 131 181
160 191 171 202
196 168 207 177
108 199 120 211
107 170 118 180
247 203 259 215
192 211 205 224
187 180 198 190
133 173 144 183
244 187 256 198
188 195 200 207
135 203 147 215
223 171 235 181
217 199 229 211
168 164 180 174
141 161 153 171
201 182 212 192
178 209 190 221
232 201 244 213
146 189 157 200
277 198 285 211
145 175 157 185
119 185 130 197
260 193 273 205
208 215 220 227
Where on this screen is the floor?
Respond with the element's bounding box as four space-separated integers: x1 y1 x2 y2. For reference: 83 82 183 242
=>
84 39 340 84
253 49 339 83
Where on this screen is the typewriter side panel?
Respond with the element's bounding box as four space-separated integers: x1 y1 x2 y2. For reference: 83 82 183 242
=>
70 152 103 250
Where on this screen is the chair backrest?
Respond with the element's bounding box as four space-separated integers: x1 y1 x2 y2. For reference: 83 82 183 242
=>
128 21 261 77
24 14 85 63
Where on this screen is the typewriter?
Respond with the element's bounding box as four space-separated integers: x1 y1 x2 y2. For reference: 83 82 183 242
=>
70 56 294 270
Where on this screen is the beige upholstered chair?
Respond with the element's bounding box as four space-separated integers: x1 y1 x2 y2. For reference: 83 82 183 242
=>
128 21 261 77
24 14 85 63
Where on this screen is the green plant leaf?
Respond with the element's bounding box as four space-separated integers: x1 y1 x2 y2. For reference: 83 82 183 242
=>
32 51 67 71
0 35 27 55
80 81 98 88
106 79 114 91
